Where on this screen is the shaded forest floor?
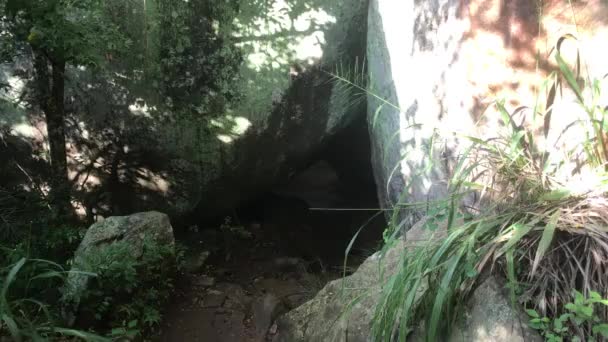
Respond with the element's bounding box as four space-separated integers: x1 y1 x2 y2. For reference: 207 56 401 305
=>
159 194 385 341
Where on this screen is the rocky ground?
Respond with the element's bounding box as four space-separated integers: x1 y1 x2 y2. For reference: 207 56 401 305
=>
159 192 384 342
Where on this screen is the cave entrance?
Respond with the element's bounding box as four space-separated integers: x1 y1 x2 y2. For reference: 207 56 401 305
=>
162 114 384 340
234 113 385 269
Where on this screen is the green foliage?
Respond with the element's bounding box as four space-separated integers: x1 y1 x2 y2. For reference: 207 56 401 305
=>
76 237 176 338
0 0 126 66
527 290 608 342
0 256 104 341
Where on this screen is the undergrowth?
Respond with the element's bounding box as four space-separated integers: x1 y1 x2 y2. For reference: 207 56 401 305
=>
0 255 105 341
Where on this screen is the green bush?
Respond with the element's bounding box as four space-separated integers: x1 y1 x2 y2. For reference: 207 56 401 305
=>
527 290 608 341
76 238 177 339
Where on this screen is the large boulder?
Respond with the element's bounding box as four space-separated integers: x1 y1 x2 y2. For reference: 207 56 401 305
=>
62 211 175 320
367 0 608 227
272 219 540 342
187 0 370 216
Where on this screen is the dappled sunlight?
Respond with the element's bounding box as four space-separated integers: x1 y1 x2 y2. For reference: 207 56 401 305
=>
441 0 607 176
137 168 170 194
231 0 344 125
128 99 156 118
0 65 30 132
210 115 252 144
233 0 335 70
369 0 608 213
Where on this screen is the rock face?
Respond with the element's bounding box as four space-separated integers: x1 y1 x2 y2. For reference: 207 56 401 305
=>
446 277 541 342
62 211 175 317
191 0 370 217
367 0 608 227
272 219 540 342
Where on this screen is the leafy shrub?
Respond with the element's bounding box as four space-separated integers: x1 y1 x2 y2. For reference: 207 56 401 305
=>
527 290 608 341
76 237 177 338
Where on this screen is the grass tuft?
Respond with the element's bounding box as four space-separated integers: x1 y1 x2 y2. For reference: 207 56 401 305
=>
331 30 608 341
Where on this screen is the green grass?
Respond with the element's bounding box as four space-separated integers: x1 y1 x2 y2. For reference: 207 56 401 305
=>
0 256 105 341
332 32 608 341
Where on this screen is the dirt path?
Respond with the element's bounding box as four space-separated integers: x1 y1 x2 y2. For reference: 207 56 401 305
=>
159 188 384 341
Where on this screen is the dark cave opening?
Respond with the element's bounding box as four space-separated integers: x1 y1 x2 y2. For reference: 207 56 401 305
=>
232 113 384 267
177 112 385 276
163 107 385 341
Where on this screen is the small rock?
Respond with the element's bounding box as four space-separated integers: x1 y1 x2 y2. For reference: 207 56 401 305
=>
252 293 283 336
216 283 252 310
184 250 211 274
269 322 278 335
202 290 226 308
197 275 216 287
273 257 303 273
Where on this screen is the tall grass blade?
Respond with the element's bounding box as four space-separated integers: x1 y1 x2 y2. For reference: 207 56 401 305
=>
556 54 584 103
428 252 462 341
497 223 533 257
2 313 21 342
531 210 560 276
2 258 26 304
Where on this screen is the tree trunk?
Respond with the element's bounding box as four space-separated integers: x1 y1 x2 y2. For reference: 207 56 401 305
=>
34 51 70 215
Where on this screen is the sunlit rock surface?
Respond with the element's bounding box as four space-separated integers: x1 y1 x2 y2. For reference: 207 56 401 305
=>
367 0 608 227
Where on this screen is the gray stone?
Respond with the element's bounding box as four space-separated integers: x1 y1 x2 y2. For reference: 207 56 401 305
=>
367 0 463 227
184 250 211 274
196 275 216 288
272 219 540 342
62 211 175 321
202 290 227 308
447 277 542 342
366 0 608 228
216 283 252 311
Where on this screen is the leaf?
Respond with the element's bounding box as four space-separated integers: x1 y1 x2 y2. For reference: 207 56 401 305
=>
593 323 608 337
581 305 594 317
554 317 563 331
531 211 560 276
539 189 572 202
544 80 557 139
427 253 462 341
526 309 540 318
371 103 385 129
506 249 518 307
2 258 26 302
30 270 64 281
498 223 533 256
590 291 602 302
556 53 584 103
52 328 110 342
2 314 21 342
